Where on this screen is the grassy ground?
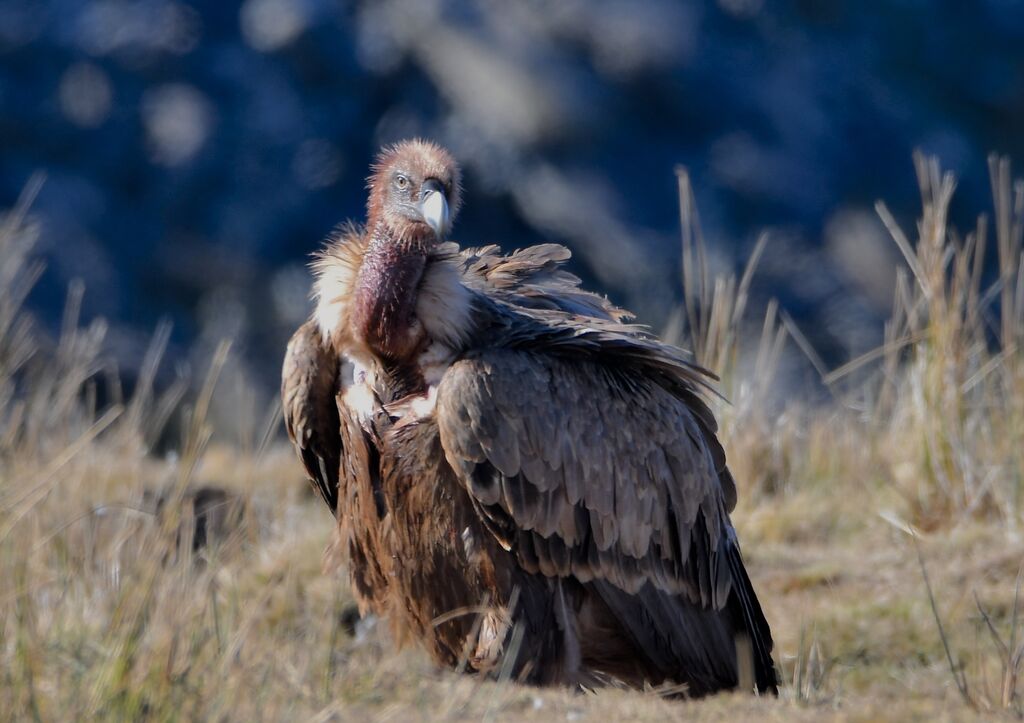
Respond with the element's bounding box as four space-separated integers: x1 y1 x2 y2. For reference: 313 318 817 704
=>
2 156 1024 721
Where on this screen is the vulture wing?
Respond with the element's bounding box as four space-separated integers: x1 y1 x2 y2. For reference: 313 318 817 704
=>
436 349 730 602
282 320 341 512
435 348 775 691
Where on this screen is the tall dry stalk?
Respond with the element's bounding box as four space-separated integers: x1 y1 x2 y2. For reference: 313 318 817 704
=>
874 153 1024 527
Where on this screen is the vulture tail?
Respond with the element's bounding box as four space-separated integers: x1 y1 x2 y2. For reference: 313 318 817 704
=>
723 534 778 694
591 536 777 696
592 579 740 696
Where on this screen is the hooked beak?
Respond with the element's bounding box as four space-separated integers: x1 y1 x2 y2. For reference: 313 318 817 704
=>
419 178 450 239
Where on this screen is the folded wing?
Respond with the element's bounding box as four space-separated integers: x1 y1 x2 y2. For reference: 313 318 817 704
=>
436 349 733 607
282 320 342 512
435 348 776 692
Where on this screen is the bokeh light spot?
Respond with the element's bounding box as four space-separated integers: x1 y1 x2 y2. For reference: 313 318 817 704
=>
141 84 214 167
58 62 113 128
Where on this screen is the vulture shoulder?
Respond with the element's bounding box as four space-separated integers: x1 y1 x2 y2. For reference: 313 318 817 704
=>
435 347 738 608
282 319 342 512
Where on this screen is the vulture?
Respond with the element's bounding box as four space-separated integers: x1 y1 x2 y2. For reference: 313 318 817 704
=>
282 140 778 696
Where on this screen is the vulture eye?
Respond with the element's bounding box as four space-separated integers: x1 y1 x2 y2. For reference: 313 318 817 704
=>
395 174 409 190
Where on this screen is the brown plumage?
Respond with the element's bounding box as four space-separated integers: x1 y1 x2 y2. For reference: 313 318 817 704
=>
282 139 777 695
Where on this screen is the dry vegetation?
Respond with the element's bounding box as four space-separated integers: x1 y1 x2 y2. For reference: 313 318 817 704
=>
2 155 1023 721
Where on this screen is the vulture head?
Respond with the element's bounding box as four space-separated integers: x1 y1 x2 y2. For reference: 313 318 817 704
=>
367 139 462 246
314 140 468 364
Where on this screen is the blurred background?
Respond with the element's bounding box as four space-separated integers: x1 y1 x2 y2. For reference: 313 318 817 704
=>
2 0 1023 426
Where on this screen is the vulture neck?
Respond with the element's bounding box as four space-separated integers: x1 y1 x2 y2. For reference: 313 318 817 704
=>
352 220 430 363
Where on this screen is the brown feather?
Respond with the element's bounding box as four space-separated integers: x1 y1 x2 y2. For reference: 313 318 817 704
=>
436 351 729 600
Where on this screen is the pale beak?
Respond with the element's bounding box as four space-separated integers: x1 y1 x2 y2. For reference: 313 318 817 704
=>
419 178 450 238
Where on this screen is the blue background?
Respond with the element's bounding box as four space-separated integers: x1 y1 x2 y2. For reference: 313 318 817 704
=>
2 0 1022 396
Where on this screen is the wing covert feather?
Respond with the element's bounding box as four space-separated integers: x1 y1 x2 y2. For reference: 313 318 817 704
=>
436 350 737 607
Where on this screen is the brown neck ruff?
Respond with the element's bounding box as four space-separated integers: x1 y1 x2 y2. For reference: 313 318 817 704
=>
352 222 429 363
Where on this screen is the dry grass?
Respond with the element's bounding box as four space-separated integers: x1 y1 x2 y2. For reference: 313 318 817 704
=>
2 155 1023 721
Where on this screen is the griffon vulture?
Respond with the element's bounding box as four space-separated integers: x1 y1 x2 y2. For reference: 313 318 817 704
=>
282 140 777 695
